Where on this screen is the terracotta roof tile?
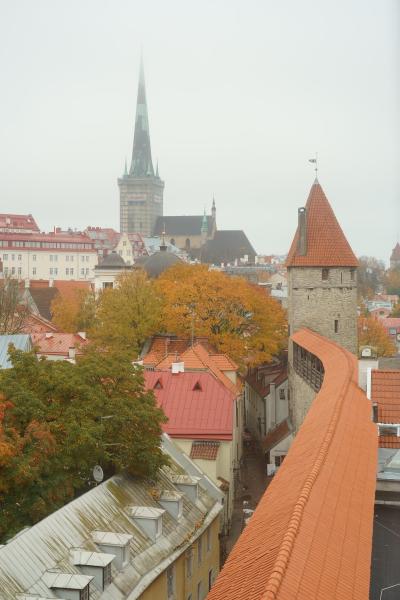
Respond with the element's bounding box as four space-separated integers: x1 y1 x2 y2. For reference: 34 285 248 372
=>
190 441 220 460
207 328 377 600
31 332 88 356
371 370 400 423
286 181 359 268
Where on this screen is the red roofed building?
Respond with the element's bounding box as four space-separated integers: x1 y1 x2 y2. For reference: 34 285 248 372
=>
31 331 88 362
0 213 39 234
380 317 400 353
144 368 242 531
207 328 377 600
371 370 400 449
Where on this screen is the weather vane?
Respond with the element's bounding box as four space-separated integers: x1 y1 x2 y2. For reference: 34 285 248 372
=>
308 153 318 178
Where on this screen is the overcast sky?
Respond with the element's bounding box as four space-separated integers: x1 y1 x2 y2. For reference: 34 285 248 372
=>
0 0 398 263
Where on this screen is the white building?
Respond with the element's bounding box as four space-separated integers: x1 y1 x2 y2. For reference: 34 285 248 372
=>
0 229 98 281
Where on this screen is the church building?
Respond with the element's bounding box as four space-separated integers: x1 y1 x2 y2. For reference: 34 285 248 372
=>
118 58 164 237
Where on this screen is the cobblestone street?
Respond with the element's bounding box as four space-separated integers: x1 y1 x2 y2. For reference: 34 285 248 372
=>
225 442 272 556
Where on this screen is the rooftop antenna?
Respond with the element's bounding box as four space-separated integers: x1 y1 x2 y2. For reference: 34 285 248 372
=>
308 153 318 180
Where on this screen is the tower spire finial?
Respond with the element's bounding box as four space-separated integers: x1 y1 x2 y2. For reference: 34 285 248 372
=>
308 153 319 182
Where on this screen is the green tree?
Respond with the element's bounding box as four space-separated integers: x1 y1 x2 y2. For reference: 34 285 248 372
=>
0 276 31 334
91 271 162 354
0 345 167 542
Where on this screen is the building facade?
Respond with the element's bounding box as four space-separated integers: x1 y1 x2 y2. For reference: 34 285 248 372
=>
0 229 98 281
119 58 164 237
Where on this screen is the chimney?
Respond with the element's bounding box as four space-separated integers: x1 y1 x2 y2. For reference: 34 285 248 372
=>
297 207 307 256
68 347 76 360
24 278 30 288
49 279 54 287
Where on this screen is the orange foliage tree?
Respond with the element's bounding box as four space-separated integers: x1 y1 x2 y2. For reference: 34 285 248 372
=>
358 316 396 357
51 288 96 332
155 264 287 367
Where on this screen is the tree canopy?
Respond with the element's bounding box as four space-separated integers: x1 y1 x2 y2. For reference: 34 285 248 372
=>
51 287 96 333
0 345 167 542
90 271 162 354
0 276 30 334
154 263 287 366
358 316 396 357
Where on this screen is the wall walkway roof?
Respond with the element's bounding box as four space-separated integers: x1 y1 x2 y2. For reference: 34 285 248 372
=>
207 328 377 600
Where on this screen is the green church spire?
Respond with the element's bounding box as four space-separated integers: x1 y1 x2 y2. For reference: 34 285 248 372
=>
129 55 154 177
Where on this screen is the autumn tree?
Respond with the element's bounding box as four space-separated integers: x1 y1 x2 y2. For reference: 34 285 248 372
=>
155 263 287 367
51 287 96 332
0 344 167 542
0 276 30 334
91 270 162 354
390 303 400 317
357 256 386 300
358 316 396 357
385 267 400 296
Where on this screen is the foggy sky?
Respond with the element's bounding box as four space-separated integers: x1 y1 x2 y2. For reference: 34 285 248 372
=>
0 0 398 263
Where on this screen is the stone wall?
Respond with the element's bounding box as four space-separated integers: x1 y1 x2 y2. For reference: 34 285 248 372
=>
287 266 358 354
288 359 316 432
119 175 164 236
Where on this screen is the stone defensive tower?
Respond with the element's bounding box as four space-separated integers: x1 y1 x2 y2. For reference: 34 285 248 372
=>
286 179 359 353
119 57 164 236
286 179 359 429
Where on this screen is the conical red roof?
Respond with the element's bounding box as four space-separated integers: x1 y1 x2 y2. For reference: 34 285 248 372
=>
286 181 358 267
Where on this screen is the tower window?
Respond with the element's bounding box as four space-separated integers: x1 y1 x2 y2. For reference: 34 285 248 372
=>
334 319 339 333
322 268 329 280
350 269 355 281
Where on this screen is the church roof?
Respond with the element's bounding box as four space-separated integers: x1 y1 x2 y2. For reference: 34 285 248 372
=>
286 180 358 268
154 215 214 236
201 230 256 265
128 57 155 178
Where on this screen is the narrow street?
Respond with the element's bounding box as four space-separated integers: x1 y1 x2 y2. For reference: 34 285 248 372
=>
226 441 272 555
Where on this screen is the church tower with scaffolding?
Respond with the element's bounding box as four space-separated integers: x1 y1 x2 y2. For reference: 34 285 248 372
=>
118 57 164 236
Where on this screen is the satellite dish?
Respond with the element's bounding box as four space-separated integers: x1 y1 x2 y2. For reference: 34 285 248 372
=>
93 465 104 483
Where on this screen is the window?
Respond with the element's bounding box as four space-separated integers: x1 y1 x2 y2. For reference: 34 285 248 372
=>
32 255 36 261
70 255 74 261
18 254 21 261
350 269 355 281
81 255 84 262
17 267 21 275
198 536 203 565
50 255 53 262
32 267 36 275
275 454 285 467
11 254 15 261
81 268 85 275
3 254 7 260
11 267 15 275
206 527 211 553
334 319 339 333
53 268 58 275
103 562 112 588
389 328 397 335
70 268 74 275
3 267 8 275
66 268 69 275
166 565 175 599
379 425 399 437
279 388 285 400
208 569 213 591
322 268 329 280
186 548 193 578
66 255 69 261
85 268 89 275
103 282 113 289
86 255 89 262
80 586 90 600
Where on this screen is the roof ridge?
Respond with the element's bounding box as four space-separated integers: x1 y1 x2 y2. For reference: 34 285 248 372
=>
262 338 355 600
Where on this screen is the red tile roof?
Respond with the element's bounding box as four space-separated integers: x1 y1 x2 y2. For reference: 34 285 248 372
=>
286 181 359 267
0 213 39 232
207 328 377 600
22 313 59 334
31 332 88 357
380 318 400 330
371 370 400 424
144 371 235 440
262 419 291 451
190 441 220 460
142 335 215 366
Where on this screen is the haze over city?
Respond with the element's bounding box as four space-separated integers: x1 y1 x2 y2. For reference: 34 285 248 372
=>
0 0 398 261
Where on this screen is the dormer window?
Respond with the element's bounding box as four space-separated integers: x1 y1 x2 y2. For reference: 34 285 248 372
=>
170 475 200 503
71 550 115 591
193 381 202 391
154 378 163 390
129 506 165 541
159 490 184 519
92 531 132 571
43 571 93 600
